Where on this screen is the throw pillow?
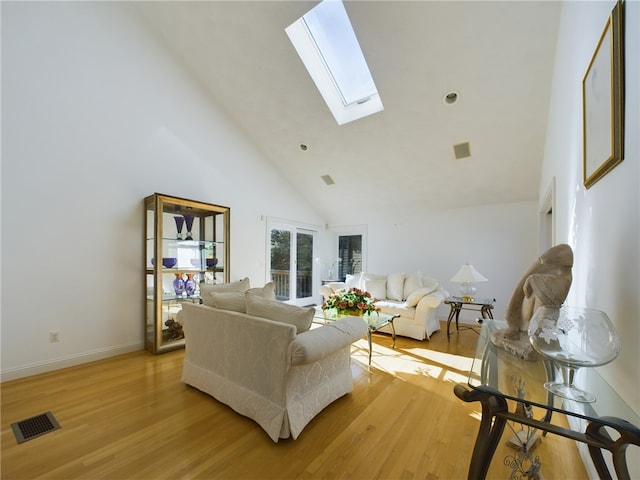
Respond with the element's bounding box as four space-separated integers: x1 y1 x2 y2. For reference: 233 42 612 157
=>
245 294 314 334
362 273 386 282
200 277 250 307
386 272 405 301
209 291 246 313
363 278 386 301
344 273 363 289
405 286 439 307
247 281 276 300
403 271 423 300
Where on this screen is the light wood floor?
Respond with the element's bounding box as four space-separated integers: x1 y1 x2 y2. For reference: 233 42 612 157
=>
1 321 587 479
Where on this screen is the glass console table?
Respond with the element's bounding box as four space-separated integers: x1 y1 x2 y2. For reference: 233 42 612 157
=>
455 319 640 479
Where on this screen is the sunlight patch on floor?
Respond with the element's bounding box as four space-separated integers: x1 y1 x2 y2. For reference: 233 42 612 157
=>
402 347 474 372
443 370 469 385
349 339 475 384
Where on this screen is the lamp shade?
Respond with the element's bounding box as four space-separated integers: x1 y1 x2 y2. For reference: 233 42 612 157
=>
450 264 488 283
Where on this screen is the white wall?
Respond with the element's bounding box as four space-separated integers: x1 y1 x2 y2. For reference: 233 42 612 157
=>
540 0 639 415
1 2 323 379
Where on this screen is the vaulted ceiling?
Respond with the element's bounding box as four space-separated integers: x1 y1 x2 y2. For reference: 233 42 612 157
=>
134 1 561 221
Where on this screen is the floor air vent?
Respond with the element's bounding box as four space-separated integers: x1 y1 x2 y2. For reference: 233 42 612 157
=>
11 411 60 444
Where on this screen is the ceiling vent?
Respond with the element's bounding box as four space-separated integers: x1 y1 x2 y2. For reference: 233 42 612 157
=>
453 142 471 159
321 174 335 186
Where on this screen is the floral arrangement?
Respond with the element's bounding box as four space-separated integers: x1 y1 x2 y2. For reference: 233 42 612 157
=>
322 287 381 316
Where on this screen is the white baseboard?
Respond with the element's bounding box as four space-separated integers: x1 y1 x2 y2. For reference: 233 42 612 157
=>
0 342 144 382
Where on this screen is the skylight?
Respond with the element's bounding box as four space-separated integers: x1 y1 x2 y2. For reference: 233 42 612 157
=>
286 0 383 125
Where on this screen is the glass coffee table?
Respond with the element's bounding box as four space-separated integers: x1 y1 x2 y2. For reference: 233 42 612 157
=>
314 307 398 365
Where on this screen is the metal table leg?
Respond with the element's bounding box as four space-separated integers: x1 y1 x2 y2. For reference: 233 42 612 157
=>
447 304 460 340
454 384 509 479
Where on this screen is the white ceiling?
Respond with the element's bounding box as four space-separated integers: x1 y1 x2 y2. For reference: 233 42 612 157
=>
134 1 561 221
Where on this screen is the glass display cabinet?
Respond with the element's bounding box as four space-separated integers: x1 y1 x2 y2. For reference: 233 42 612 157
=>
144 193 230 354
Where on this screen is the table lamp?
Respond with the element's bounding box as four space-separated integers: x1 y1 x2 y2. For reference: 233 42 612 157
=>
451 263 487 302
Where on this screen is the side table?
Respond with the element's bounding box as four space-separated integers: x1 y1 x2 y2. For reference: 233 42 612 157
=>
444 296 495 340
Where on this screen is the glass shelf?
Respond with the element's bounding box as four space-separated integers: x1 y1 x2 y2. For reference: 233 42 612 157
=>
146 238 225 245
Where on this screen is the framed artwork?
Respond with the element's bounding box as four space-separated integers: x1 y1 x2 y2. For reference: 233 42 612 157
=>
582 0 625 189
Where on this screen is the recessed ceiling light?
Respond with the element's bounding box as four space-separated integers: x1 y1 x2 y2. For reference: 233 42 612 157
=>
300 144 308 151
443 91 459 105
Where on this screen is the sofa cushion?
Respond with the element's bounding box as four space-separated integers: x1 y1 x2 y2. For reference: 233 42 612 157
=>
376 300 416 320
245 294 314 334
403 271 423 300
405 286 439 307
209 291 247 313
247 281 276 300
363 273 386 282
201 277 250 307
386 272 405 301
363 278 386 301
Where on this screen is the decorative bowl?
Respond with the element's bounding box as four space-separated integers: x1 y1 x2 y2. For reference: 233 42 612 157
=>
206 258 218 268
190 259 201 268
161 257 177 268
528 305 619 402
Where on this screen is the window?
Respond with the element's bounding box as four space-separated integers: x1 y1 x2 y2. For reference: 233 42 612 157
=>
286 0 383 125
338 234 362 280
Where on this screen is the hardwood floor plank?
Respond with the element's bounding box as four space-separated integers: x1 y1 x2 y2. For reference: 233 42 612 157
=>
1 322 587 479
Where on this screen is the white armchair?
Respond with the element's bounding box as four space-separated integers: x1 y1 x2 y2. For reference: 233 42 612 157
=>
181 301 367 442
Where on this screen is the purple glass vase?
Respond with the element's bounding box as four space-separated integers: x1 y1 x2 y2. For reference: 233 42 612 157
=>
183 214 194 240
174 216 184 240
173 273 186 296
185 274 197 296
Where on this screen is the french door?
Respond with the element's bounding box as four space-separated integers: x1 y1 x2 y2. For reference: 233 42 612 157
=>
268 220 318 306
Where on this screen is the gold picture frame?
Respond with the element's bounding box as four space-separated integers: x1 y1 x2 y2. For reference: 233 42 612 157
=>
582 0 625 189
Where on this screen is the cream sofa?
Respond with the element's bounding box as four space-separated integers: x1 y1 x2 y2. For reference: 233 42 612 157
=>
319 271 448 340
180 297 367 442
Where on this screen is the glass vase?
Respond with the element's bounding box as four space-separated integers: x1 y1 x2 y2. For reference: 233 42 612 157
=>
174 216 184 240
173 273 186 296
183 215 194 240
185 274 197 296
